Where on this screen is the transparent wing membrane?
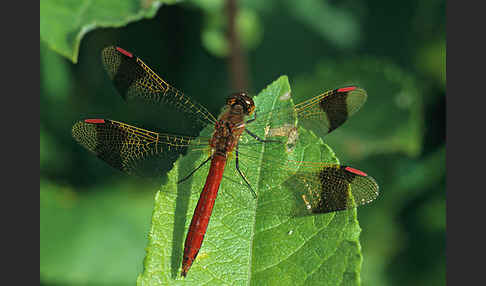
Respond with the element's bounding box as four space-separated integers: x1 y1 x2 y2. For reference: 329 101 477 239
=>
72 119 210 178
102 46 217 128
235 137 379 215
295 86 367 137
285 166 379 216
241 86 367 144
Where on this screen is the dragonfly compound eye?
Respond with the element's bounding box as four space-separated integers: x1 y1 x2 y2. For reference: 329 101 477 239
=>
227 92 255 115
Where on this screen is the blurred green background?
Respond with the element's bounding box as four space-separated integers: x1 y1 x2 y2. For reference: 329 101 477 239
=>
40 0 445 285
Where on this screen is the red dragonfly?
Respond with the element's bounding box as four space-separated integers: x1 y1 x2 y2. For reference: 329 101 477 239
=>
72 46 379 277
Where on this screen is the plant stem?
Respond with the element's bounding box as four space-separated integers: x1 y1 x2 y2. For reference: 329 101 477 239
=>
225 0 249 91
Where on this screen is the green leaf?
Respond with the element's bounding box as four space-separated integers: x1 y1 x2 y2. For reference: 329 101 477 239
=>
40 0 179 63
40 179 154 285
137 76 364 285
40 41 72 99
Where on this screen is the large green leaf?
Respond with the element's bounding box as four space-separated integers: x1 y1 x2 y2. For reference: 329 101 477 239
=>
40 0 179 63
137 76 365 285
40 179 154 285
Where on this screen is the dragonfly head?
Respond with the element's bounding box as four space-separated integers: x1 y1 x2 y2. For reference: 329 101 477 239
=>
226 92 255 115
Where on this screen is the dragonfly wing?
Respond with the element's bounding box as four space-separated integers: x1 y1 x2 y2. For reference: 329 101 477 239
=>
72 119 209 178
234 139 379 216
101 46 217 128
284 164 379 216
295 86 367 138
242 86 366 149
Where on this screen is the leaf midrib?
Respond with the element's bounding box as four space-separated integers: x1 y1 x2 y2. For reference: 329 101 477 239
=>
246 81 286 285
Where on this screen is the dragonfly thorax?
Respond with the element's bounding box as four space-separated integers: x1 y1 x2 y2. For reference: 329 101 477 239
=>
210 110 247 156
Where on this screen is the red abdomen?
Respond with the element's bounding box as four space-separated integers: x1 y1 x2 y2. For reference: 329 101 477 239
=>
181 154 227 277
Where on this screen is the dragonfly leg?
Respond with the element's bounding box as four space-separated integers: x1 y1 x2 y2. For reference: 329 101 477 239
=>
235 145 257 199
246 117 256 124
246 110 257 124
177 156 212 184
245 129 281 143
245 110 278 143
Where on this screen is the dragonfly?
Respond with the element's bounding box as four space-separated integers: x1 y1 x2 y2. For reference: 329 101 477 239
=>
72 46 379 277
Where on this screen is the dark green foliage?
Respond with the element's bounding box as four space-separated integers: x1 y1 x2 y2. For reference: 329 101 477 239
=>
40 0 445 285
